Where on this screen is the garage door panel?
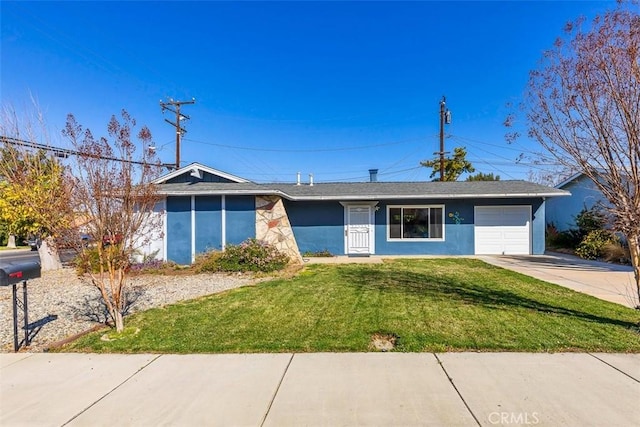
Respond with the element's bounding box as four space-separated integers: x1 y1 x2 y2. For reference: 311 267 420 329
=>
502 211 529 226
475 206 530 255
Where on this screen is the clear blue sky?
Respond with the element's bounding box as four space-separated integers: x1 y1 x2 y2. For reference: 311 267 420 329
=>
1 1 615 183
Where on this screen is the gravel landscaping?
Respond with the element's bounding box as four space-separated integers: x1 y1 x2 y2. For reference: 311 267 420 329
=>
0 268 255 352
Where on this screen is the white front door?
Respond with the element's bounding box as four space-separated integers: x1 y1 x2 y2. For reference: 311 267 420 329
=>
345 205 375 255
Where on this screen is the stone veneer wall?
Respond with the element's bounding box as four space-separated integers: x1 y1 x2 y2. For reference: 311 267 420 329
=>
255 196 303 264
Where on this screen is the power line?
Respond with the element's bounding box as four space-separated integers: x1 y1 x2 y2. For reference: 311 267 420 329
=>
0 136 173 169
449 134 539 155
183 136 424 153
1 136 71 159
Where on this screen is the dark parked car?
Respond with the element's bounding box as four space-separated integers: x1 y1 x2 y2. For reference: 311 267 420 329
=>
24 237 41 251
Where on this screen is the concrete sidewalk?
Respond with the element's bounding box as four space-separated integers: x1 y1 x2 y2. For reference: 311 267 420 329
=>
1 352 638 426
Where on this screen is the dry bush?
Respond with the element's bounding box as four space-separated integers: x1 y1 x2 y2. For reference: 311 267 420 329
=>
602 241 630 265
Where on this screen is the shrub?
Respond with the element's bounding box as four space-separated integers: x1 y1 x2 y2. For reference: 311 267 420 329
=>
194 250 225 273
575 206 607 238
602 241 630 264
546 223 581 249
575 229 617 260
75 245 129 274
302 249 334 257
128 259 173 274
196 239 289 273
75 247 105 274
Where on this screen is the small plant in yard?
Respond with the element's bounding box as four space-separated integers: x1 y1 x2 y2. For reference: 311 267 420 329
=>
546 223 581 249
196 239 289 273
75 246 127 275
575 206 607 237
194 250 224 272
602 241 631 265
575 229 618 260
302 249 334 257
128 259 174 274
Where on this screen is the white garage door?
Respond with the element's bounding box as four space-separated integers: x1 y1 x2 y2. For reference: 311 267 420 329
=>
475 206 531 255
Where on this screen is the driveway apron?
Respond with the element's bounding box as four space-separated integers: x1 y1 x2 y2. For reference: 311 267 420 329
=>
478 254 638 309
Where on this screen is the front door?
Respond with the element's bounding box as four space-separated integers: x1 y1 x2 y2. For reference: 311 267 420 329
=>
346 205 374 255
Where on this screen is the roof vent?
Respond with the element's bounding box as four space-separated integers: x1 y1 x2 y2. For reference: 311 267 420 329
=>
309 173 314 186
296 172 301 186
369 169 378 182
190 168 202 179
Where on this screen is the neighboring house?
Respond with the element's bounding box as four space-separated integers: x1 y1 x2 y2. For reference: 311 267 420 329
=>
545 173 607 231
145 163 569 264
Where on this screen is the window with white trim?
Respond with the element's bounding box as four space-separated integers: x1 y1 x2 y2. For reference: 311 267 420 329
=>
387 205 444 240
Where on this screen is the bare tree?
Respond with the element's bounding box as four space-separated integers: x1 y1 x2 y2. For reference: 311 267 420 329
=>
62 110 163 331
522 4 640 307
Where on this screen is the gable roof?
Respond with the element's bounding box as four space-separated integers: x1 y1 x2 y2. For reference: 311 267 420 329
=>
555 170 616 190
555 172 585 189
153 162 250 184
156 179 570 201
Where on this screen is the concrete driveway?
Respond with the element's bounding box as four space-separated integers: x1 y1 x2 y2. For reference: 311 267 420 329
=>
478 253 638 309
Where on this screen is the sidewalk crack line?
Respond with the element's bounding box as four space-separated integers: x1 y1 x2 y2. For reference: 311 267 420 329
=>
260 353 294 427
434 353 481 427
588 353 640 383
60 354 162 426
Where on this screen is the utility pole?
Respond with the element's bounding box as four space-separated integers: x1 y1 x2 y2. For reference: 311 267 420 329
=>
160 98 195 169
438 96 452 181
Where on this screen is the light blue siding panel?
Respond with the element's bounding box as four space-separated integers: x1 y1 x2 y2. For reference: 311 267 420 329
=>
166 196 192 265
546 175 604 231
226 196 255 245
195 196 222 253
533 200 546 254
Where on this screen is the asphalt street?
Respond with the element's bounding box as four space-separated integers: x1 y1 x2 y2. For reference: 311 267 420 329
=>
0 249 40 265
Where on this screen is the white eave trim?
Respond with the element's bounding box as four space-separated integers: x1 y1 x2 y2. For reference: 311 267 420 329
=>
153 162 250 184
554 172 584 189
157 189 570 200
158 189 284 197
281 190 571 200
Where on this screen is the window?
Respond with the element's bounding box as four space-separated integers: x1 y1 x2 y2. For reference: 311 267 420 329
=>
388 206 444 240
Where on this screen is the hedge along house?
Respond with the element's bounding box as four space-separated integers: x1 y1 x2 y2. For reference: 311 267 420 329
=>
150 163 570 265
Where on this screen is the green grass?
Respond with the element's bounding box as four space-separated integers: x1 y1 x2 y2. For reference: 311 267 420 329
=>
64 259 640 353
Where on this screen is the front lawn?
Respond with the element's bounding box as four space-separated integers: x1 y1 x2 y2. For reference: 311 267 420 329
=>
64 259 640 353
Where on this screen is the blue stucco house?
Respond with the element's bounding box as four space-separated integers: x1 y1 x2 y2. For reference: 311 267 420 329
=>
545 173 607 231
147 163 569 264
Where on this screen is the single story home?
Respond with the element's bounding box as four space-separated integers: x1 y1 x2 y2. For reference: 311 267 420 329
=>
545 173 607 231
143 163 569 264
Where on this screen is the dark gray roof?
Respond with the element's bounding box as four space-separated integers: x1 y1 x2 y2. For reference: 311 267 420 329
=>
157 180 569 200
